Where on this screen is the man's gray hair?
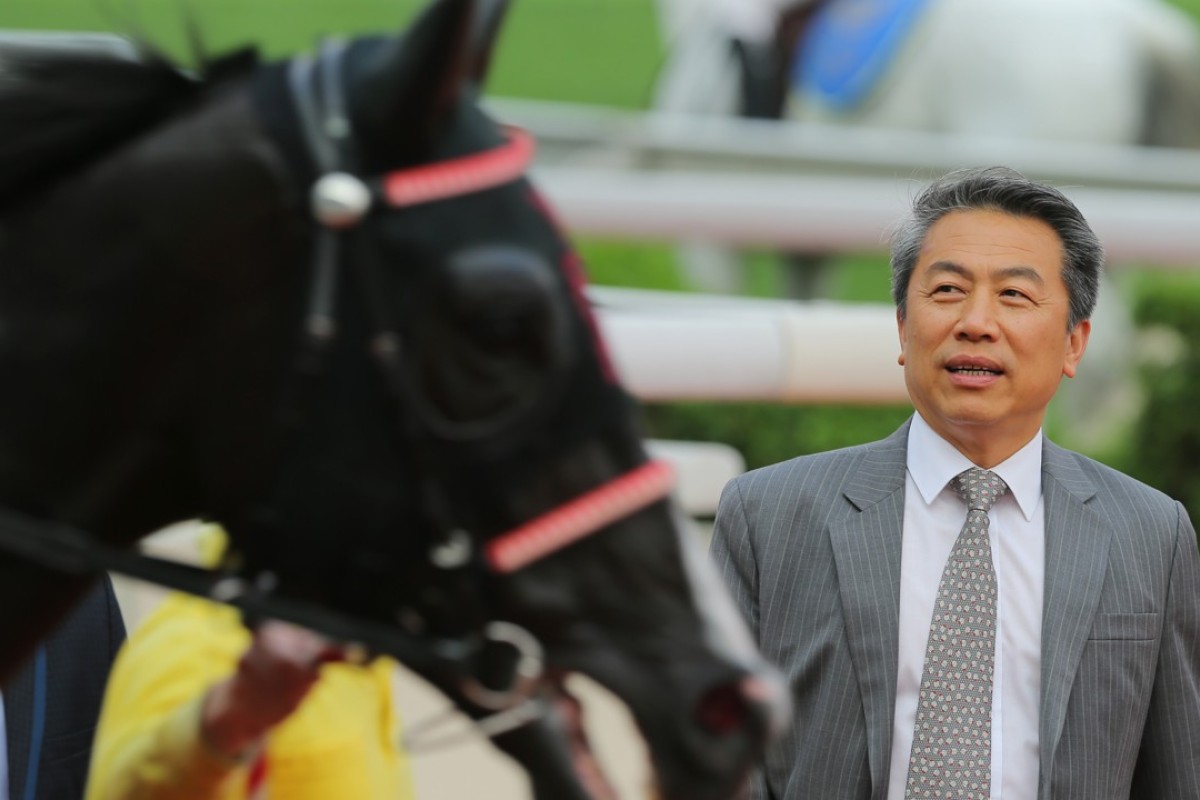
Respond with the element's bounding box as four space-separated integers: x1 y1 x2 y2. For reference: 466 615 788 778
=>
889 166 1103 330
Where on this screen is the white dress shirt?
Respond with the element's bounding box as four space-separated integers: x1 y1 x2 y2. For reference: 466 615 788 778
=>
887 413 1045 799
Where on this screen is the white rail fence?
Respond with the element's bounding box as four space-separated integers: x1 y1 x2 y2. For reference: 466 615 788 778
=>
491 98 1200 267
591 287 907 404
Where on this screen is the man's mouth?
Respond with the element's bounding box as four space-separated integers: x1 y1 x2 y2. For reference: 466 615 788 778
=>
945 357 1005 382
948 366 1003 376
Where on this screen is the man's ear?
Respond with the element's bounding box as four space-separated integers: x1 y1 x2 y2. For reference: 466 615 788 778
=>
1062 319 1091 378
897 308 907 367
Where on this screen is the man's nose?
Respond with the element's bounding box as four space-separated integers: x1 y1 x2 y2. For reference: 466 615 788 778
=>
954 294 1000 341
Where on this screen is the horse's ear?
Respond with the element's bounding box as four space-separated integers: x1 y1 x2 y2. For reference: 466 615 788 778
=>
350 0 509 159
465 0 511 86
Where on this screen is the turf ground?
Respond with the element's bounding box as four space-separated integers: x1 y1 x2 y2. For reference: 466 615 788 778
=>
1 1 665 108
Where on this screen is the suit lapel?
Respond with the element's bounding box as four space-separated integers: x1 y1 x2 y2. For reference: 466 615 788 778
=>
829 423 909 795
1037 440 1110 793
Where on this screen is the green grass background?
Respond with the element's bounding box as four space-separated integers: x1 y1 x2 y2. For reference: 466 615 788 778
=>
0 1 666 108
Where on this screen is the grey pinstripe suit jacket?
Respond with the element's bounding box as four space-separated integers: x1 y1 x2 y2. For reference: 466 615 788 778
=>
711 421 1200 799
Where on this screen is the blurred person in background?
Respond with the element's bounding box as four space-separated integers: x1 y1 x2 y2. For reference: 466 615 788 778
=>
4 576 124 799
85 526 414 799
712 166 1200 799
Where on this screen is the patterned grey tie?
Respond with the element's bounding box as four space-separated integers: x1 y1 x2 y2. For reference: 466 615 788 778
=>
905 467 1008 799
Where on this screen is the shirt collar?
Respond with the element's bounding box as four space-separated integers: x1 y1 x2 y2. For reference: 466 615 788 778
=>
907 412 1043 521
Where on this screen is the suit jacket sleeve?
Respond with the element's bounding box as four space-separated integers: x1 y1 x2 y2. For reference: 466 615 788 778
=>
711 476 772 800
1129 501 1200 795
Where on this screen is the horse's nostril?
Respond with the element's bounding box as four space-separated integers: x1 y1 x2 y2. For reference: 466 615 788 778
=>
695 682 750 735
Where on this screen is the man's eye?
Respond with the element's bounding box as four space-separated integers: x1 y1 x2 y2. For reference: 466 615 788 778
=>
933 284 960 294
1001 289 1030 300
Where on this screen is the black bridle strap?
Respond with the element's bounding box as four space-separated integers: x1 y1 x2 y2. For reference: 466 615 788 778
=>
288 40 353 176
288 40 356 355
0 505 476 674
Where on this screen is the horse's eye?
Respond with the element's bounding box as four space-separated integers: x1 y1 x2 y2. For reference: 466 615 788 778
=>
408 245 572 438
452 260 554 347
444 246 566 351
467 303 538 350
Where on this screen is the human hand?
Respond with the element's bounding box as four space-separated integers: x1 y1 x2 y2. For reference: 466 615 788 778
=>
200 620 345 759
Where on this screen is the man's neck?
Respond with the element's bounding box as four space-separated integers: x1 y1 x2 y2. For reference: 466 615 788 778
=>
918 414 1042 469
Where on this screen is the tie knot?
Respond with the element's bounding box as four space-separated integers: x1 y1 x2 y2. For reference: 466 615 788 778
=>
951 467 1009 512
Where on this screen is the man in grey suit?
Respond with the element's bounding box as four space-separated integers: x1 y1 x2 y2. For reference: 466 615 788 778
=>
712 167 1200 799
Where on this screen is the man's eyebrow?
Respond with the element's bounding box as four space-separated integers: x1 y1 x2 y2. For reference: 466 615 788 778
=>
926 261 969 278
996 265 1045 285
925 261 1045 285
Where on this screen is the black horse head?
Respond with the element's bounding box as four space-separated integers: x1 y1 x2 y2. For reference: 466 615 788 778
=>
0 2 787 797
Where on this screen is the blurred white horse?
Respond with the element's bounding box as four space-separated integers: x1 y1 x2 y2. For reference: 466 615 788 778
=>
655 0 1200 146
652 0 1195 443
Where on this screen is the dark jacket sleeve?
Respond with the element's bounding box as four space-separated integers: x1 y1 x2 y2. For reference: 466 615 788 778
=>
5 574 126 800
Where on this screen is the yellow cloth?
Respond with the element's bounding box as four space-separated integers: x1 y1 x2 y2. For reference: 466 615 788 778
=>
85 531 415 799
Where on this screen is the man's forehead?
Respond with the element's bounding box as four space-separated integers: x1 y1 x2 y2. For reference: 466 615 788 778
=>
917 210 1066 274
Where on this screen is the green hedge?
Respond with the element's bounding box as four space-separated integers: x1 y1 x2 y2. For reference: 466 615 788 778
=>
642 401 914 472
1118 273 1200 518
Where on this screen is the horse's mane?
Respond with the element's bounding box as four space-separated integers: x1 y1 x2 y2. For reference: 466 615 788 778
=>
0 43 252 211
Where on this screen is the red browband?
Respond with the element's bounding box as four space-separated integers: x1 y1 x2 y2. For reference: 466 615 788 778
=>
381 126 535 209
